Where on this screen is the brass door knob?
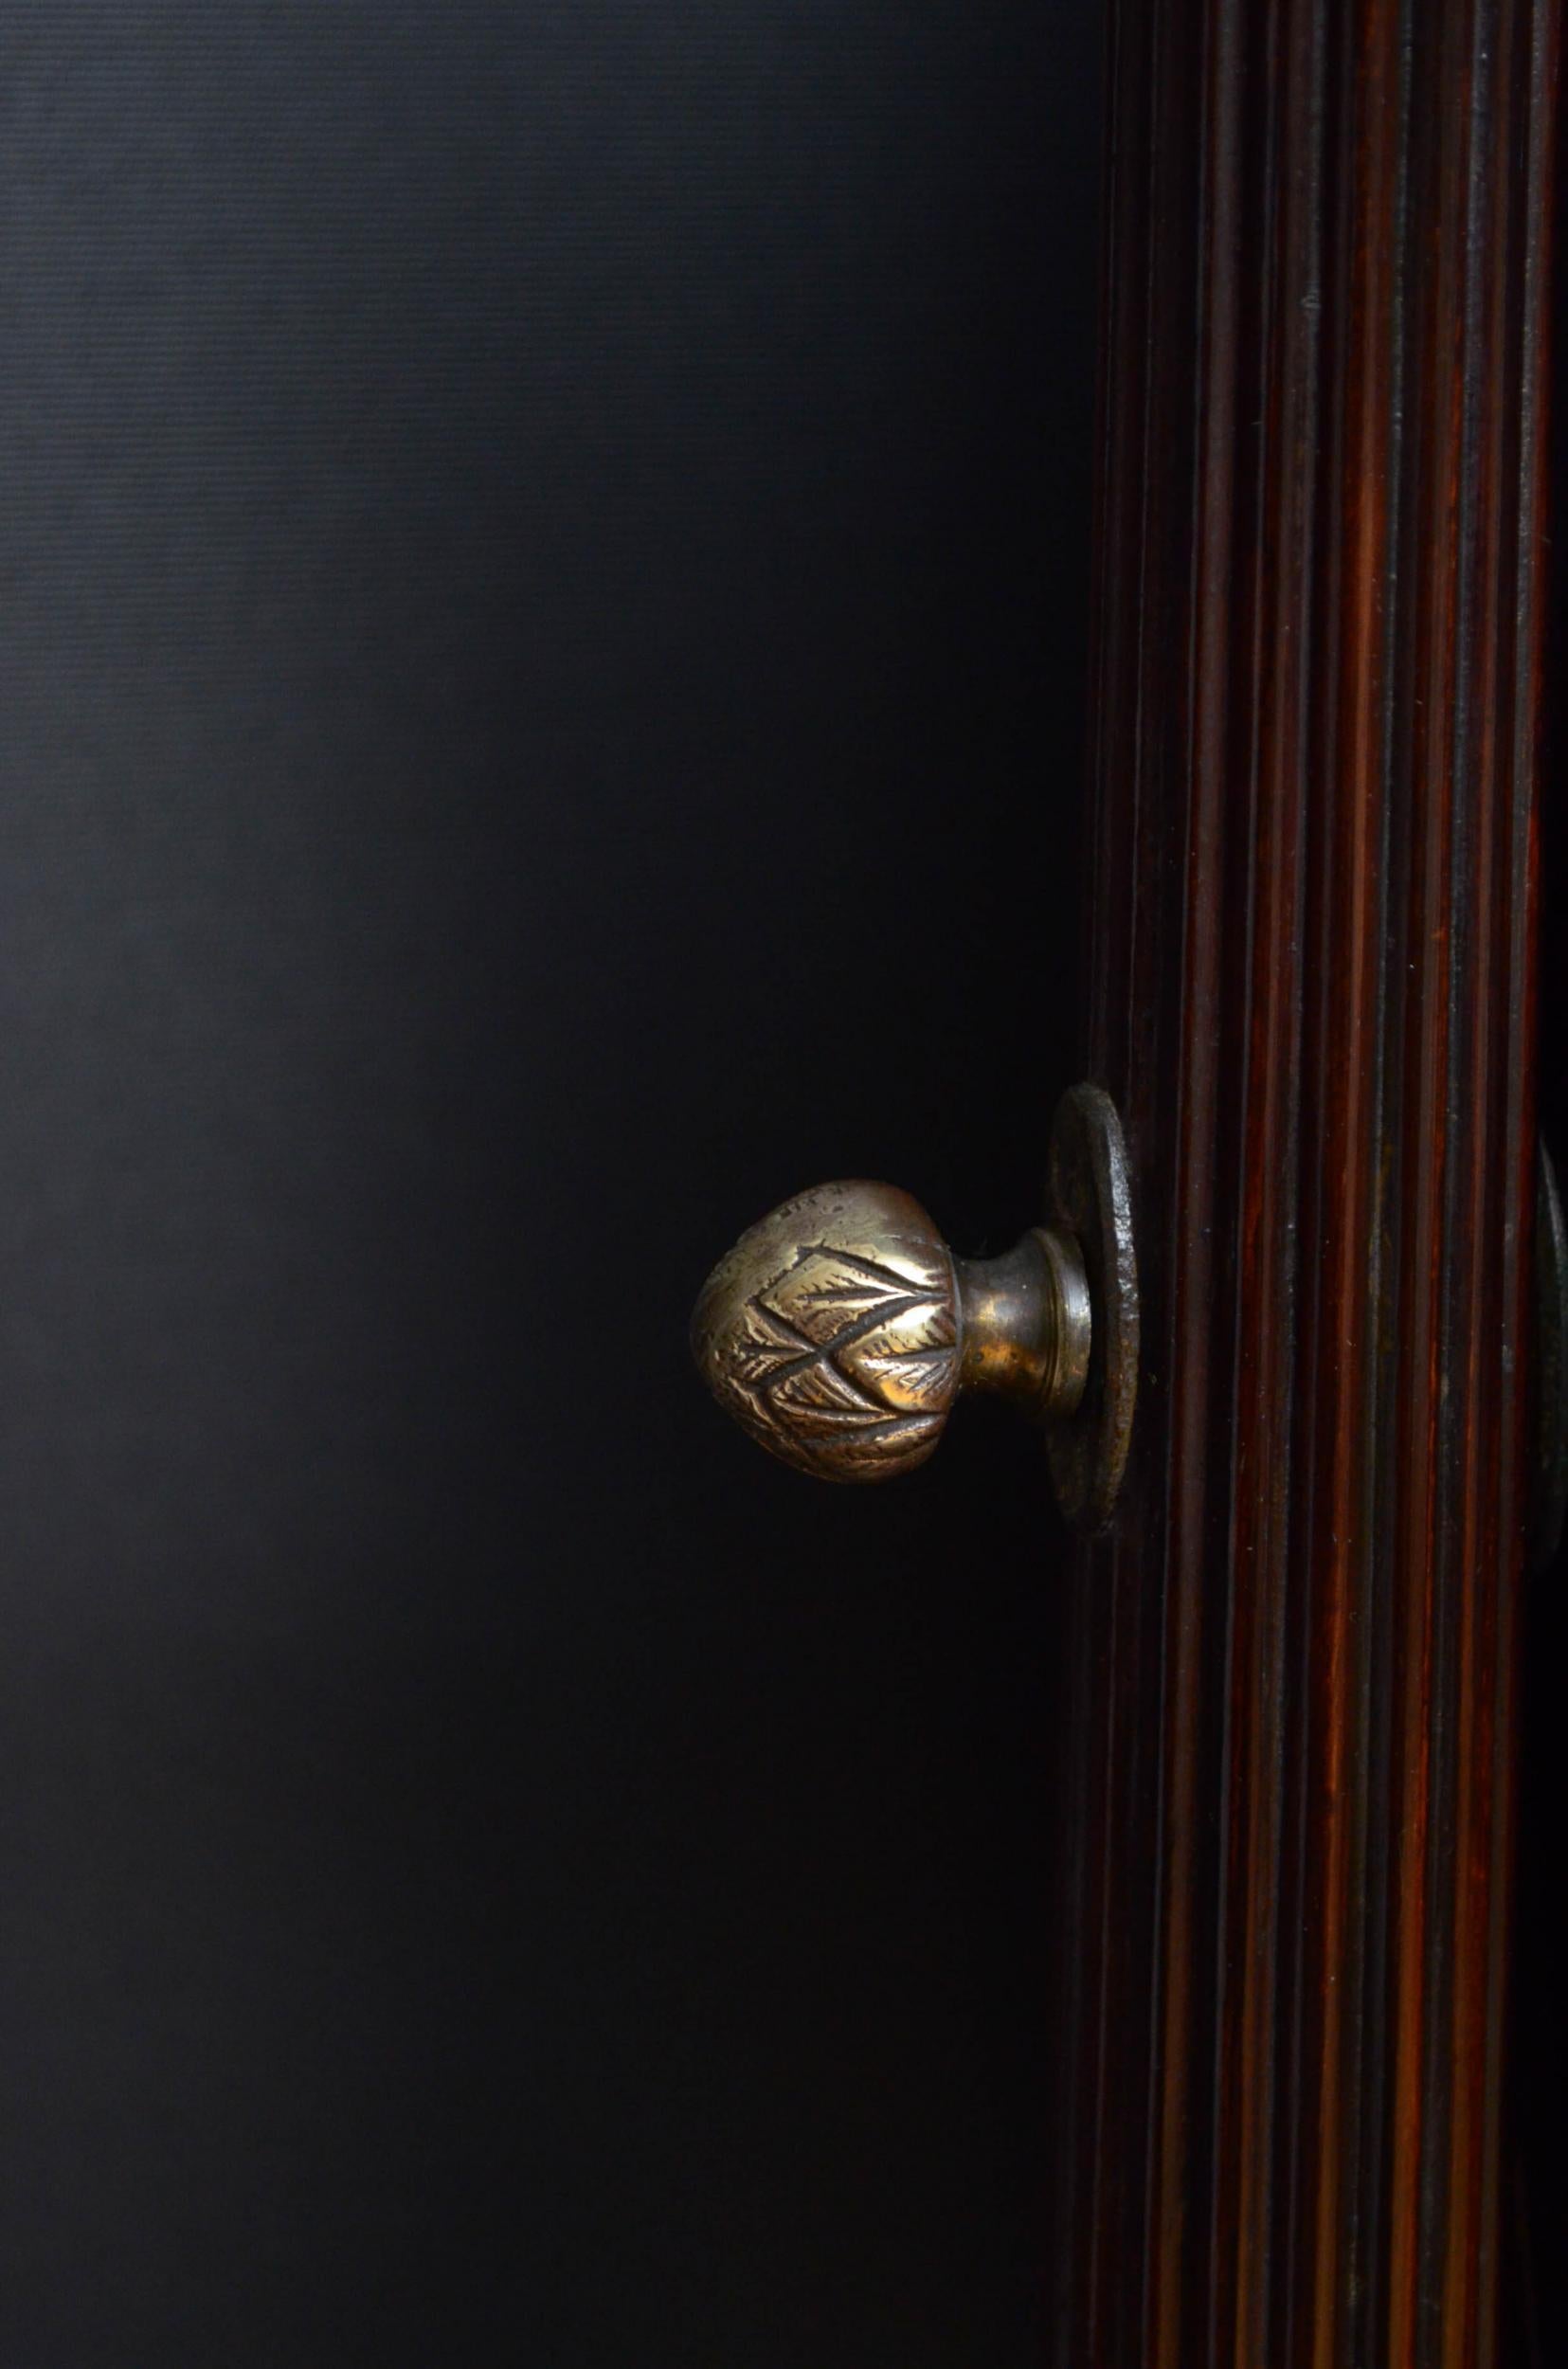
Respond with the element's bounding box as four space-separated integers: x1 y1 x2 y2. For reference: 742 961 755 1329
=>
691 1084 1139 1529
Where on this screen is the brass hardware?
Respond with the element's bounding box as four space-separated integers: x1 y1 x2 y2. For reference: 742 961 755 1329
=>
690 1084 1139 1528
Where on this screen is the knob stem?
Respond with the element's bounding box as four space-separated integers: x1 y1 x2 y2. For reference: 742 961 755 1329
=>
955 1227 1091 1420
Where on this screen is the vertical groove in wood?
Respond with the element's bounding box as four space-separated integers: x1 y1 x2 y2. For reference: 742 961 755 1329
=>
1055 0 1559 2360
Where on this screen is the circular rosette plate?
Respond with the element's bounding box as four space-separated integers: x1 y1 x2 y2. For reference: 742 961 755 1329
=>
1045 1084 1139 1531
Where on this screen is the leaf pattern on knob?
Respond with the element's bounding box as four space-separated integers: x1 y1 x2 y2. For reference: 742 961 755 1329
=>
690 1184 960 1481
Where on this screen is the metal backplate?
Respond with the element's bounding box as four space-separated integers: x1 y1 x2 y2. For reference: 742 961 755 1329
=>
1045 1083 1139 1532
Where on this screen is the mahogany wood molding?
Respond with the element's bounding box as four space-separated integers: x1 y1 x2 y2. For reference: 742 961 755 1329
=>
1056 0 1560 2361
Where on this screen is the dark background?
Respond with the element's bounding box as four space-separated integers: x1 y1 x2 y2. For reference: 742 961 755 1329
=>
0 6 1102 2361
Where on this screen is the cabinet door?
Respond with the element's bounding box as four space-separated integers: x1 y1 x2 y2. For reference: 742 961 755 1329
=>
1055 2 1559 2362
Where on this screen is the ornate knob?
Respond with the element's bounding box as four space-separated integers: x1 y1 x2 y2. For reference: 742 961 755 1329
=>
691 1084 1139 1528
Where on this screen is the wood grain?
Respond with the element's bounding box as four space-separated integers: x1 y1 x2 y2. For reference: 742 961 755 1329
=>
1054 0 1559 2359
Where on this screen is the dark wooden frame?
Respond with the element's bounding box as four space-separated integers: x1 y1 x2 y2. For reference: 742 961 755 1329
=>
1054 1 1559 2360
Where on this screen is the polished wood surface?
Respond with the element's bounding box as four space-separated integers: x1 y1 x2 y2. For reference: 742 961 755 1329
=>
1056 0 1559 2360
